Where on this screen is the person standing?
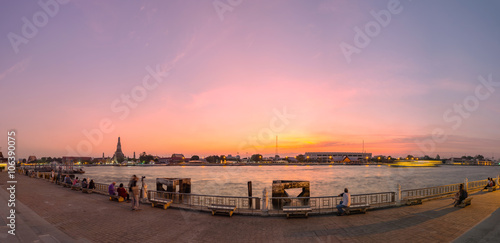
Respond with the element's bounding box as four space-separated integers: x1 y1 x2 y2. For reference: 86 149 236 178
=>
336 188 351 216
129 175 140 210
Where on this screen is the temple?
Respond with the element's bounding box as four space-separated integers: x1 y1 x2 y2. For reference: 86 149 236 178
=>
113 137 125 163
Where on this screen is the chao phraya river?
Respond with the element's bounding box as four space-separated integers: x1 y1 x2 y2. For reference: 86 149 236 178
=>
82 165 500 197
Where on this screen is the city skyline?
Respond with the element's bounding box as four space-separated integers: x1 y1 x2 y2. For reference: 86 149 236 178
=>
1 1 500 159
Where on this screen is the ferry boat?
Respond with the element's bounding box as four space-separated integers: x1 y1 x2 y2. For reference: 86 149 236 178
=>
388 160 441 167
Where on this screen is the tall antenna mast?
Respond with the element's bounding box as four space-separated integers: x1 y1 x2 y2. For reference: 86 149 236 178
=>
275 135 278 159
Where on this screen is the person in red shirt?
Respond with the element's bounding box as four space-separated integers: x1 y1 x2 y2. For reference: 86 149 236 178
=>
117 183 130 202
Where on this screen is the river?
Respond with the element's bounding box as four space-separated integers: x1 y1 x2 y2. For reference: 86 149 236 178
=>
81 165 500 197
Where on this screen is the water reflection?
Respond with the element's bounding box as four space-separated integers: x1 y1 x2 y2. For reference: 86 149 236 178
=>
82 165 499 197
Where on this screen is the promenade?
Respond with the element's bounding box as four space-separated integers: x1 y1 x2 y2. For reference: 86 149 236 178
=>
1 172 500 243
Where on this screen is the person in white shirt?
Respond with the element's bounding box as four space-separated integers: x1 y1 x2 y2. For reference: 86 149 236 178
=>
336 188 351 216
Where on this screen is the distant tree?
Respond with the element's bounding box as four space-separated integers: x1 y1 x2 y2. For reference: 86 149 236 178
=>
475 155 484 160
423 155 431 160
139 152 154 164
251 154 263 162
191 155 200 160
205 155 220 163
296 154 305 162
406 155 414 159
436 154 440 160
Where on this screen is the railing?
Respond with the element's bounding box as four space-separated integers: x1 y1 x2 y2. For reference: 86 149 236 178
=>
268 192 395 215
148 190 261 214
467 179 489 190
401 179 491 201
401 183 462 200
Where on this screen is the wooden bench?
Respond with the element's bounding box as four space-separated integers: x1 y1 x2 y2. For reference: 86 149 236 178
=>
82 188 93 194
405 198 423 206
109 195 124 202
345 204 370 215
457 197 473 208
486 186 498 192
63 183 72 188
71 185 81 191
283 206 312 218
150 198 172 210
208 204 237 217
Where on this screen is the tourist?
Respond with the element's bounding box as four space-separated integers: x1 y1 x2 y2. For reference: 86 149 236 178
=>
483 178 492 190
108 182 117 196
73 177 80 187
129 175 140 210
51 169 55 182
454 184 468 207
81 178 88 188
88 179 96 190
56 170 62 184
64 175 72 185
336 188 351 216
117 183 130 202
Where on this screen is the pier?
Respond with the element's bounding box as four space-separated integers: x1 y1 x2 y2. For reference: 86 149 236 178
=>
2 172 500 242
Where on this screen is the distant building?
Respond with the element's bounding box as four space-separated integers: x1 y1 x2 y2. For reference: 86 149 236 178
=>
62 156 92 164
113 137 125 163
304 152 372 162
27 155 37 163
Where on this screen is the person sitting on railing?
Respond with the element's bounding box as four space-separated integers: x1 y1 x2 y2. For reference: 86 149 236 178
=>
483 178 490 189
117 183 130 202
64 175 72 185
108 182 117 196
88 179 96 190
73 177 81 187
454 184 468 207
81 178 88 189
336 188 351 216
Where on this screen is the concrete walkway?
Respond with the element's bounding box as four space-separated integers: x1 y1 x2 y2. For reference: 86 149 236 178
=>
1 172 500 242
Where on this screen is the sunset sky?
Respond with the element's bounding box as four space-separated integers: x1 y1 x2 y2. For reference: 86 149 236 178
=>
1 0 500 159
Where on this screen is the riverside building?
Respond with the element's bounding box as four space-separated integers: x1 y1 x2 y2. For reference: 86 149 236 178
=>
304 152 372 162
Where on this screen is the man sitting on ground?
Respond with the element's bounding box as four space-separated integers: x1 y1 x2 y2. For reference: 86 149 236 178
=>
64 175 72 185
108 182 117 196
336 188 351 216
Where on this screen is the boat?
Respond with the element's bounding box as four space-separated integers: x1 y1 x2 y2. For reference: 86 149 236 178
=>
388 160 441 167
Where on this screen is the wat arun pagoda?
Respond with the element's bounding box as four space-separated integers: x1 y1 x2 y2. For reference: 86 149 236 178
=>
113 137 125 163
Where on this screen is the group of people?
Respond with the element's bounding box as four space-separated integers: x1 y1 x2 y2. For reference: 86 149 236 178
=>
61 174 96 189
483 177 497 190
108 175 142 211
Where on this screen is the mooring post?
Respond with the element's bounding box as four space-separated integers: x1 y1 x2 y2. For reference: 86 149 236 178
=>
396 183 402 206
464 178 468 191
262 188 268 214
248 181 253 208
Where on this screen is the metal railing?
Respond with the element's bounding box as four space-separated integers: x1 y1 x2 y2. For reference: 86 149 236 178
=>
268 191 395 215
401 179 491 201
147 190 261 214
401 183 462 200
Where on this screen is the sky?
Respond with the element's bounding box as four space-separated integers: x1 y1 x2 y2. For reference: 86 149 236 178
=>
1 0 500 159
